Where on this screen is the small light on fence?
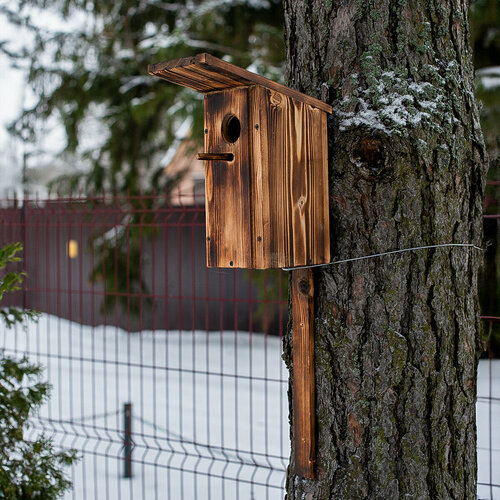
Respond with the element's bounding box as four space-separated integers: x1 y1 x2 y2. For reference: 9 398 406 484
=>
67 240 78 259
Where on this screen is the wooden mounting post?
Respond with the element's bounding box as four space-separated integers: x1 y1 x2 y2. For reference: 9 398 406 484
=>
292 268 315 478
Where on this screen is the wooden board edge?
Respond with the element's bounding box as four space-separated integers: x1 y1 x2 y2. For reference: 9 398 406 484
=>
321 112 331 264
248 85 270 269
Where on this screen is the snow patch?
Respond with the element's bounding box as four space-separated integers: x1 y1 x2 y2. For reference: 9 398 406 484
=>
118 76 151 94
336 71 447 135
477 66 500 76
338 98 391 134
477 66 500 90
159 116 193 167
479 76 500 91
0 315 498 497
1 313 288 499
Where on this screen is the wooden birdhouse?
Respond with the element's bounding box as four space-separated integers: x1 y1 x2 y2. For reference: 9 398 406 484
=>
148 53 331 269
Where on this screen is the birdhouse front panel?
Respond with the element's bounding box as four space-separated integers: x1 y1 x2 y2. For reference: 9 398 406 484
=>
148 53 332 270
204 87 252 268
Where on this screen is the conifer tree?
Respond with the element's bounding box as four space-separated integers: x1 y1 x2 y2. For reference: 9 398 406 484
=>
0 243 77 499
0 0 284 192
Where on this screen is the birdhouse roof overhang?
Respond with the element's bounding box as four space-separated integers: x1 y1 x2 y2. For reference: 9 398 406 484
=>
148 53 332 114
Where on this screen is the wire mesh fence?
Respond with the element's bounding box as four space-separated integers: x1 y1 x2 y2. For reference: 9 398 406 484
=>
0 188 498 498
0 190 288 499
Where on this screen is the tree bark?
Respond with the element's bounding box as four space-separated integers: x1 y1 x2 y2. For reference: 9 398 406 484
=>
282 1 488 499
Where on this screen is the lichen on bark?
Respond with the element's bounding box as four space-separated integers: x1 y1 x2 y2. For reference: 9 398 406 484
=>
283 0 488 498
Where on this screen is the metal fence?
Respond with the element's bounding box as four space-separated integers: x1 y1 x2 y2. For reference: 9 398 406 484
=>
0 190 288 499
0 189 498 499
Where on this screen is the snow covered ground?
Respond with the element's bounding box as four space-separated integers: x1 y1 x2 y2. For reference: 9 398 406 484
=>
477 66 500 91
2 315 288 499
1 314 499 499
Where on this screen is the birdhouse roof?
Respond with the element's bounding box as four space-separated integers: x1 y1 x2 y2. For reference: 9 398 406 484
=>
148 53 332 113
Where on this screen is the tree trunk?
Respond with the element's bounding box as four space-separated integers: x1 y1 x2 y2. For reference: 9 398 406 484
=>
282 1 488 499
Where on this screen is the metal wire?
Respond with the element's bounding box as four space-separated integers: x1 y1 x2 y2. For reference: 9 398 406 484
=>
282 243 483 271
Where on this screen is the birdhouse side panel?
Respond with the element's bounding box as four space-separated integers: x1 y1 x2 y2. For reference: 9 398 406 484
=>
204 87 252 268
249 87 330 268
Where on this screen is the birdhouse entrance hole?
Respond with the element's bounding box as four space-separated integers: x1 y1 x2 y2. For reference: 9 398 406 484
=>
222 114 241 143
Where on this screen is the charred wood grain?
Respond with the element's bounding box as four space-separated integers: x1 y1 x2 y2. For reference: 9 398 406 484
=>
292 268 316 478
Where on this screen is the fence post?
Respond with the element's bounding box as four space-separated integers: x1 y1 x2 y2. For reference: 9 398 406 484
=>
124 402 132 478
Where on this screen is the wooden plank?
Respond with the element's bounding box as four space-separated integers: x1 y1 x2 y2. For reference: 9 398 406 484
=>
249 86 284 268
274 92 292 268
175 63 244 89
287 96 330 267
293 101 331 267
204 87 252 268
288 98 308 266
148 53 332 113
292 268 315 478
